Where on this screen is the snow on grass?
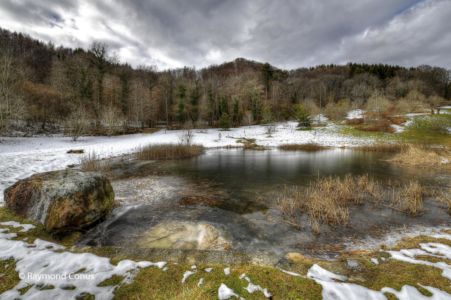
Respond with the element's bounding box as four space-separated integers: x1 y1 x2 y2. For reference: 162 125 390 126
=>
388 243 451 280
0 226 165 299
307 264 451 300
0 221 35 232
223 267 230 275
371 258 379 265
197 278 204 287
204 267 213 273
280 231 451 300
218 283 238 300
0 122 368 202
239 273 272 298
181 270 195 284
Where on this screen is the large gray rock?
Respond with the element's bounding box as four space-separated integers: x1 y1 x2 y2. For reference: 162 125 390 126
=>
4 170 115 233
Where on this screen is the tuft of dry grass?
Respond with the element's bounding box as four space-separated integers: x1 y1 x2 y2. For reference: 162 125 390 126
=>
278 143 330 152
80 151 110 172
432 188 451 215
353 143 406 153
136 144 204 160
278 175 383 234
389 145 450 168
393 181 424 216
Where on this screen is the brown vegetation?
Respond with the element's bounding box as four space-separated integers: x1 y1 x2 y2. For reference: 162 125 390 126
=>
393 181 424 216
278 143 330 152
236 138 267 150
80 152 111 172
353 143 406 153
278 174 382 234
389 145 450 168
277 174 434 234
136 144 204 160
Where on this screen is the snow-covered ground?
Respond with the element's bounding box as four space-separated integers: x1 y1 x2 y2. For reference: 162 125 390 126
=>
0 122 369 202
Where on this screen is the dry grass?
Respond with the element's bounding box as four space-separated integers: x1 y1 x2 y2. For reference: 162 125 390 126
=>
278 174 382 234
433 188 451 215
355 118 395 133
136 143 204 160
80 151 111 172
353 143 406 153
393 181 424 215
277 175 436 233
389 145 450 168
278 143 330 152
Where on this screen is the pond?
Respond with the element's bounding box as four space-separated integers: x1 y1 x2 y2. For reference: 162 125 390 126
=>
81 149 450 260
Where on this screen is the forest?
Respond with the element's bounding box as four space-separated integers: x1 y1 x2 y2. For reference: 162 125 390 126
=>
0 28 449 136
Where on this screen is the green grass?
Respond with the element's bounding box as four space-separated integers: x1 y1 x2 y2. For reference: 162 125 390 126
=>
340 114 451 146
114 263 322 300
399 114 451 146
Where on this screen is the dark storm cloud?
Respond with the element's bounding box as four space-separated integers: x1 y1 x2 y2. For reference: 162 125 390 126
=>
0 0 450 69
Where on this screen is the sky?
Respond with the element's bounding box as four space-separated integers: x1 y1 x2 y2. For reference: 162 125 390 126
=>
0 0 450 70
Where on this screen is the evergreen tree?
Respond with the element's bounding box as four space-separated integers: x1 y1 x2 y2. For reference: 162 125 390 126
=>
293 104 311 129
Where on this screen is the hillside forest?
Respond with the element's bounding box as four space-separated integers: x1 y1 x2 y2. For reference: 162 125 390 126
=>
0 28 450 136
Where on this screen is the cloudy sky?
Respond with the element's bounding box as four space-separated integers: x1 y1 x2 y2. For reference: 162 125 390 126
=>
0 0 450 70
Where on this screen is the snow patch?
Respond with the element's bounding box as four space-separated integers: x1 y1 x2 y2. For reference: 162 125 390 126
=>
218 283 238 300
0 227 163 299
0 221 35 232
307 264 451 300
346 109 365 120
181 270 195 284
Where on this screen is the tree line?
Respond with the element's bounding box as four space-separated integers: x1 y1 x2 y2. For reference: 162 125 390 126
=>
0 28 449 136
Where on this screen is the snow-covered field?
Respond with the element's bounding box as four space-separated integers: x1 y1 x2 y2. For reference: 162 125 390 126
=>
0 122 369 202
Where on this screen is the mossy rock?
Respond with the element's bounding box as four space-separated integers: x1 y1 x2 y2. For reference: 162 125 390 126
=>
4 169 114 234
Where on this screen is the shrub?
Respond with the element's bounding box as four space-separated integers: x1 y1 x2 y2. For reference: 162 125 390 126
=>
365 92 392 113
136 144 204 160
324 98 351 120
219 113 231 130
293 104 311 129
